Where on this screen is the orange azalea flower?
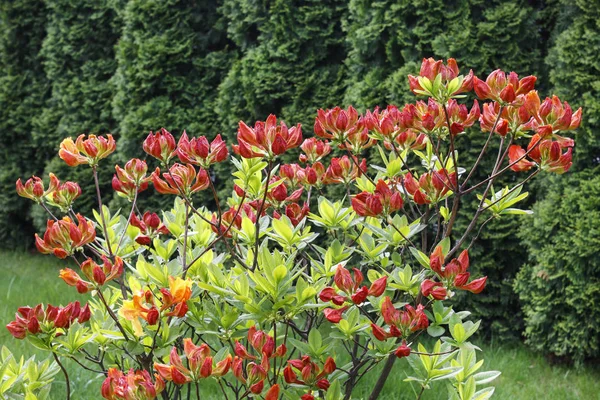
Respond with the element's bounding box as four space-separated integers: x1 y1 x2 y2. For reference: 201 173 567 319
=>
151 164 209 197
16 173 59 203
59 134 116 167
35 215 95 258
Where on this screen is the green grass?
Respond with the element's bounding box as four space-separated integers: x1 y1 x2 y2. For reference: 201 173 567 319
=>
2 250 599 399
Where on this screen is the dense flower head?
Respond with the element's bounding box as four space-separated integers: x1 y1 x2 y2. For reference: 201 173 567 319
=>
444 99 480 136
324 155 367 185
59 256 124 293
338 119 376 153
370 297 429 340
101 368 164 400
6 301 90 339
429 247 487 294
59 134 116 167
234 114 302 159
143 128 177 164
267 177 303 206
474 70 536 105
210 203 254 237
273 203 310 227
151 164 209 196
283 355 335 391
480 102 534 137
177 131 228 167
524 92 582 136
154 339 232 383
408 58 474 99
320 265 387 308
403 169 457 204
130 212 169 246
113 159 150 201
296 162 327 188
314 106 360 142
120 290 159 336
299 138 331 163
234 326 287 361
35 214 96 258
16 173 59 203
508 134 573 174
351 180 403 217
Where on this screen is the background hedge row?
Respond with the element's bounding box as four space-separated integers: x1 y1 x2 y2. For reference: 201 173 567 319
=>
0 0 598 363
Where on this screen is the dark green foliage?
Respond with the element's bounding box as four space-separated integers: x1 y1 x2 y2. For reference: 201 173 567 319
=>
217 0 348 133
515 171 600 363
112 0 233 157
0 0 49 248
28 0 121 232
546 0 600 170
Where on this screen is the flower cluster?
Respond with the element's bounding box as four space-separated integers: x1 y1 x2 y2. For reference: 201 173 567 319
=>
34 215 96 258
283 356 336 395
155 339 232 384
59 256 124 293
370 297 429 341
7 302 90 339
59 134 116 167
234 114 302 159
320 265 387 311
130 212 169 245
113 159 150 201
101 368 164 400
351 179 403 217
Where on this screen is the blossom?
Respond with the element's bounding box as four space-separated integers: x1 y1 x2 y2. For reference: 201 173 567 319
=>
273 203 310 227
120 290 159 336
370 297 429 340
6 302 90 339
320 265 387 306
324 156 367 185
338 119 376 153
314 106 360 142
154 340 232 383
101 368 164 400
524 91 582 136
283 356 335 391
408 58 474 98
299 138 331 163
59 134 116 167
143 128 177 164
35 215 96 258
16 173 59 203
113 159 150 201
296 162 327 188
266 178 303 205
177 131 228 167
234 326 287 361
473 70 536 104
403 169 457 204
129 212 169 245
443 99 480 136
480 102 534 137
395 341 411 358
233 114 302 159
508 145 537 172
429 247 487 294
59 256 123 293
351 180 403 217
151 164 209 196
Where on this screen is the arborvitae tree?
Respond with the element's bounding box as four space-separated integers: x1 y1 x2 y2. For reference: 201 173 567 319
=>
545 0 600 169
515 170 600 364
112 0 233 157
29 0 121 232
0 0 49 249
216 0 348 133
343 0 547 339
514 0 600 362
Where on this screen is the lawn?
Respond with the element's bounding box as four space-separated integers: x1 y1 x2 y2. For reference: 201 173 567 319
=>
1 250 599 399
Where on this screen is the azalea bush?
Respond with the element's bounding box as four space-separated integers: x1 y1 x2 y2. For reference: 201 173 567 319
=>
6 58 581 400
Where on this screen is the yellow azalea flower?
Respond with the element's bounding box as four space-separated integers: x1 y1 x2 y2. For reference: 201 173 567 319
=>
168 276 192 303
